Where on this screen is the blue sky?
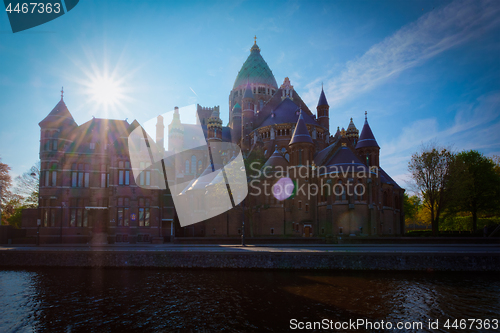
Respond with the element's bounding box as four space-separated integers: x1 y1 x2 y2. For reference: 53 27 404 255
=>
1 0 499 189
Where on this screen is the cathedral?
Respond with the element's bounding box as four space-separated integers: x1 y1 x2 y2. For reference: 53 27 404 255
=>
167 39 405 239
33 39 404 244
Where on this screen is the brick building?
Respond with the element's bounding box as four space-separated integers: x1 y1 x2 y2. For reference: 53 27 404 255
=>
32 40 404 243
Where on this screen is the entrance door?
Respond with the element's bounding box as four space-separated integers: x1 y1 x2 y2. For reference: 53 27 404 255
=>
304 226 311 237
91 209 108 234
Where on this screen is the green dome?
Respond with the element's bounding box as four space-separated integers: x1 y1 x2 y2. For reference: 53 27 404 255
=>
233 43 278 90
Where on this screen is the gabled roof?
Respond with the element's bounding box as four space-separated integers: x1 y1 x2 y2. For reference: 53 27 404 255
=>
233 43 278 90
259 98 318 128
313 140 339 166
317 87 328 107
379 167 401 189
356 115 379 149
39 99 77 128
289 110 313 145
66 118 130 154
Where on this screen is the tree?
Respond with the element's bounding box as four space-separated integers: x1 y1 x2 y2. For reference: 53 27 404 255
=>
448 151 500 232
403 193 421 221
408 145 455 236
0 157 12 225
13 161 40 208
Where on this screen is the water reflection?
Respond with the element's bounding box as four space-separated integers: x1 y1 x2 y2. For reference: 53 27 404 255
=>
0 269 499 332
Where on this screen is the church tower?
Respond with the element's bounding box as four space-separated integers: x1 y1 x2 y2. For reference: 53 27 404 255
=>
289 110 314 166
316 86 330 134
355 111 380 168
207 108 223 142
39 87 77 158
229 37 278 129
156 115 165 153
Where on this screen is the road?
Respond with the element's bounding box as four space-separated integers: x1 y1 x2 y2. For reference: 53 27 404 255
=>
1 244 499 254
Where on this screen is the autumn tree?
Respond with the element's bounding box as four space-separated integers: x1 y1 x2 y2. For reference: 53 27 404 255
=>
13 161 40 208
408 145 455 236
0 157 12 225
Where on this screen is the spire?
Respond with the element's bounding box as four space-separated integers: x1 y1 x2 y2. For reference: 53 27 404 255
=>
347 118 358 133
39 89 76 128
356 111 379 149
250 35 260 52
317 86 328 107
289 110 313 145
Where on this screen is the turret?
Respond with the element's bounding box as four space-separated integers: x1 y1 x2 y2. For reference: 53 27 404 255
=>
355 111 380 167
289 110 314 166
346 118 359 146
156 115 165 153
207 108 223 142
168 106 184 153
39 87 77 156
316 86 329 134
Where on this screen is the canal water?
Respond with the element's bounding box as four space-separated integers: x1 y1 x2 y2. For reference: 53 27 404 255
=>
0 269 498 332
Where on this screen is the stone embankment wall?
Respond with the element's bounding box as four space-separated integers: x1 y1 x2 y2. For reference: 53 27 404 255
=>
1 250 499 271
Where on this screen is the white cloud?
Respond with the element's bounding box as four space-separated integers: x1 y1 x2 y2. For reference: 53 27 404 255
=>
381 93 500 186
303 0 500 107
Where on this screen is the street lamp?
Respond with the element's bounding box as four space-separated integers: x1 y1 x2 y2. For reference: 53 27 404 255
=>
241 198 245 247
60 202 65 244
36 219 41 246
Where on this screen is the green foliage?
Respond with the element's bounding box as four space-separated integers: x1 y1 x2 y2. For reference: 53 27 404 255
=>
440 215 500 232
6 205 24 229
447 150 500 232
403 193 421 220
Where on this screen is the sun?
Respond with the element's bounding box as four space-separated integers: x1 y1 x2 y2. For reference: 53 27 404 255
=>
89 75 123 108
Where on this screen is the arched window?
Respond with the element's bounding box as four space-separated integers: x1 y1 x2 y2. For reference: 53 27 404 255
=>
185 160 190 174
191 156 196 174
281 147 286 155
